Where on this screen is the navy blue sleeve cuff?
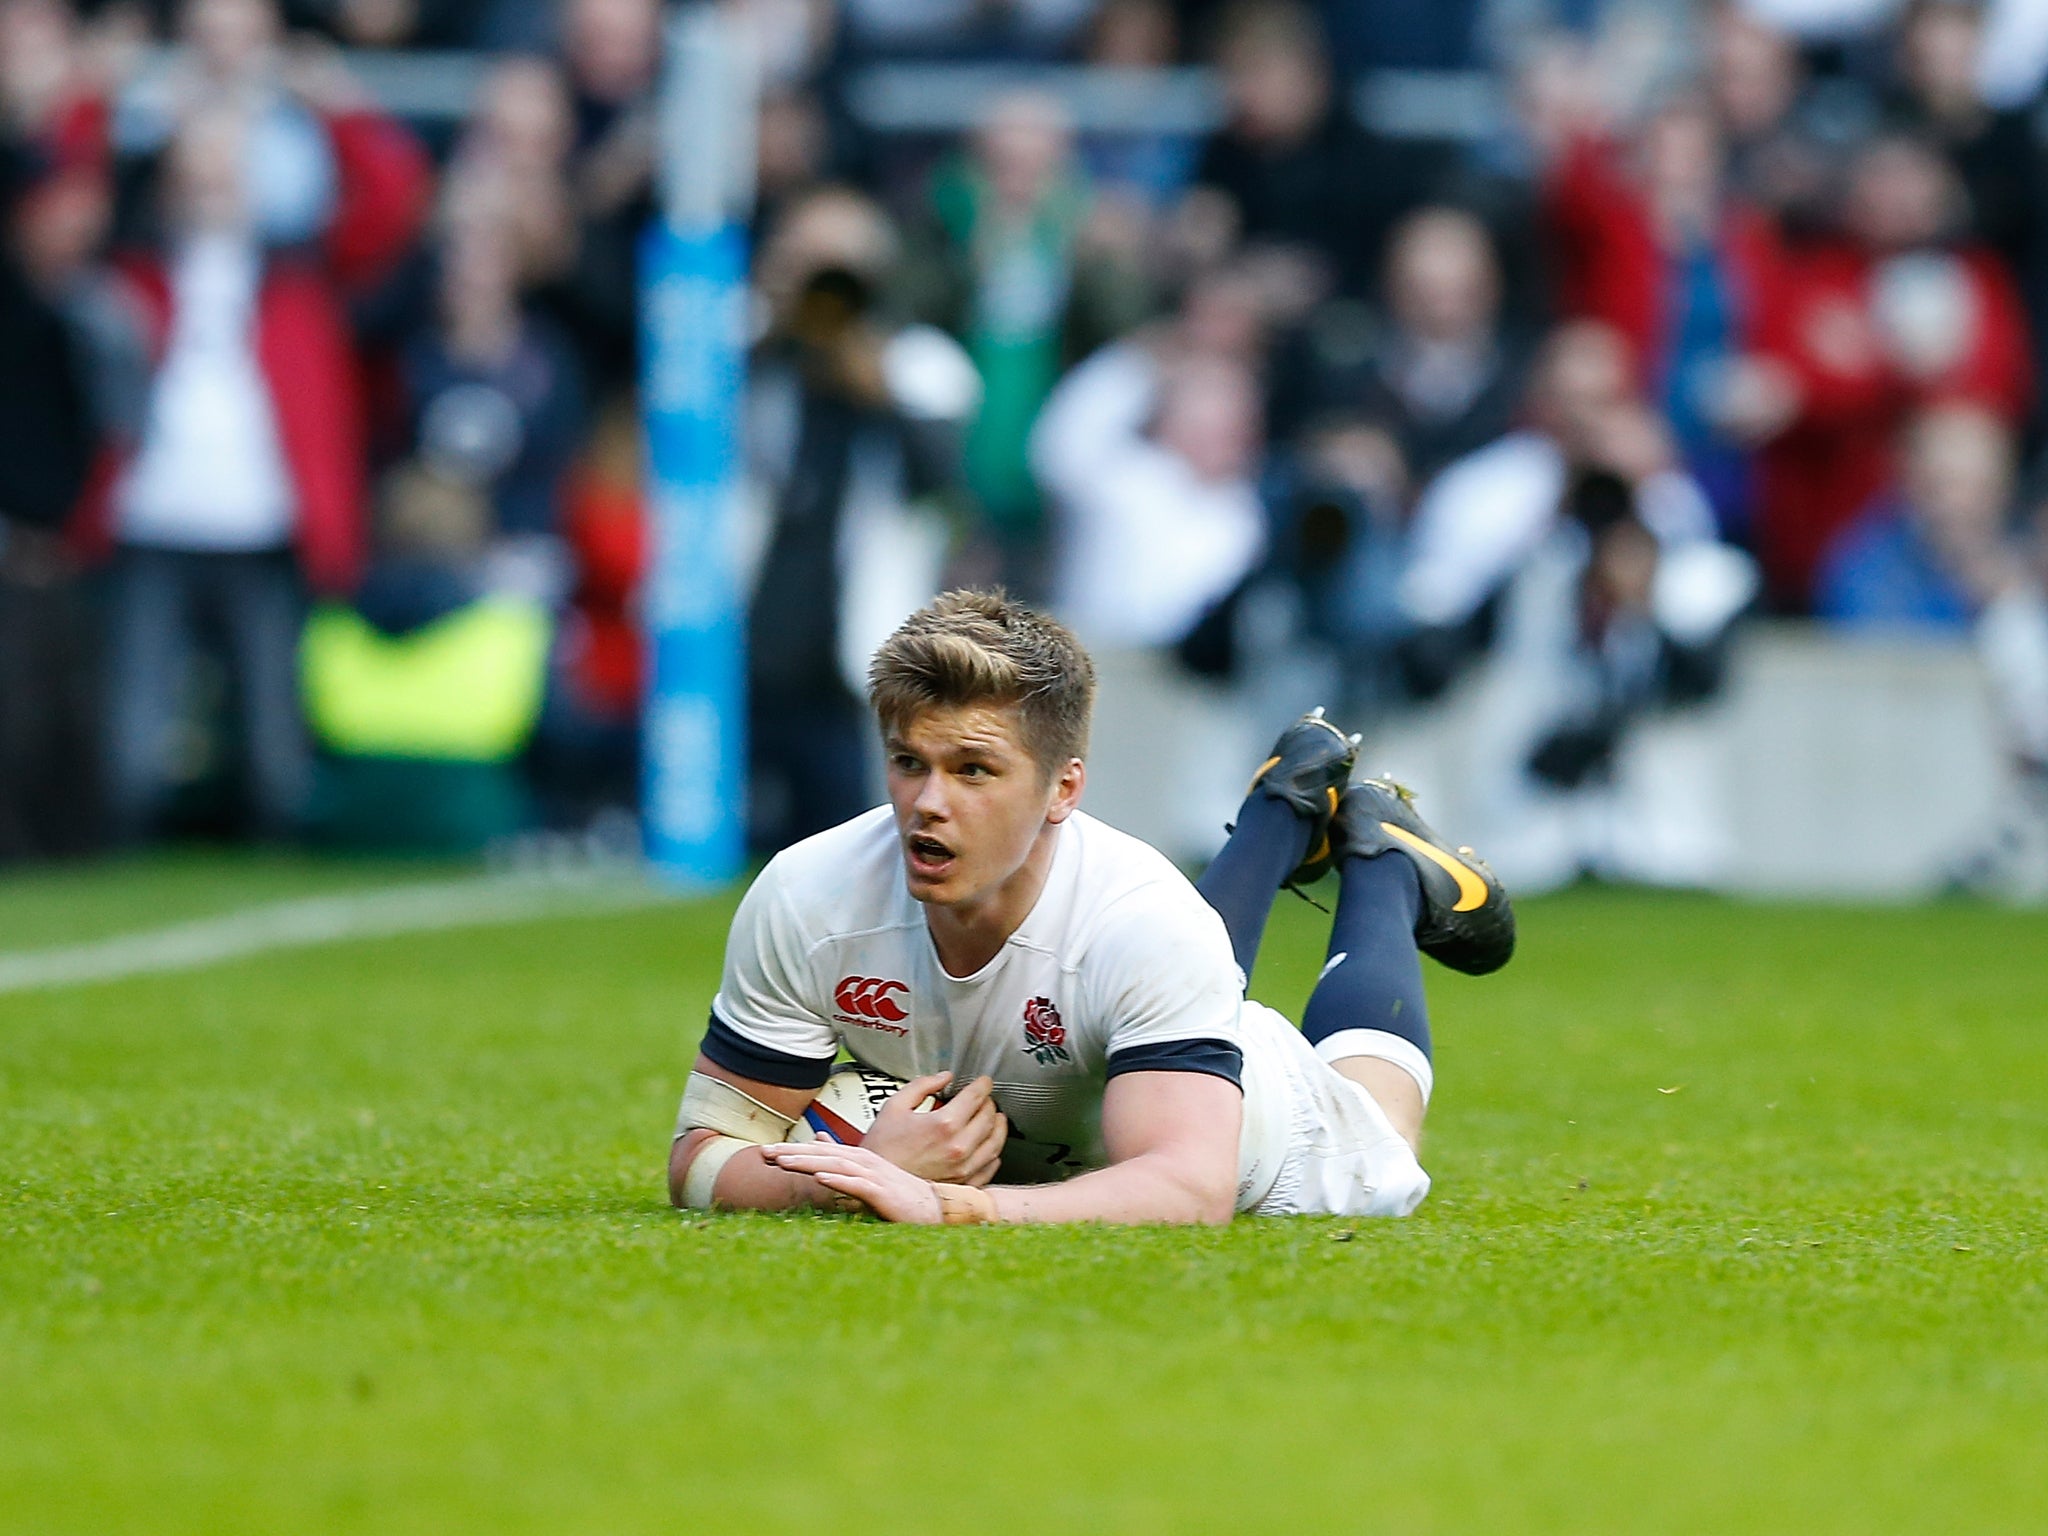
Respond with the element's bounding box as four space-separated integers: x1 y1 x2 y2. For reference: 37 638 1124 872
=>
1105 1037 1244 1089
699 1012 836 1090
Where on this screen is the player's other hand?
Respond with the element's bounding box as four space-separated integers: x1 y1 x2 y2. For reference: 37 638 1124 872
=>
762 1143 944 1224
862 1071 1008 1187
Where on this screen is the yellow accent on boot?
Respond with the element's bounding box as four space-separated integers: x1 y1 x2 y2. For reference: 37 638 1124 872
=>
1379 822 1489 912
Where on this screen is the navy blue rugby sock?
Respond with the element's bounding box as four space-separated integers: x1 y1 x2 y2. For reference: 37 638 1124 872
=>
1196 792 1313 980
1300 851 1432 1072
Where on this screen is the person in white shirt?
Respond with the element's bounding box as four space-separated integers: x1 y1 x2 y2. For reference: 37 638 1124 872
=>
103 106 320 841
1031 340 1268 653
668 589 1515 1224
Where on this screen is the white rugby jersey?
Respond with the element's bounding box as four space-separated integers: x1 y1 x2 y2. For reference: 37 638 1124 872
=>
706 806 1293 1199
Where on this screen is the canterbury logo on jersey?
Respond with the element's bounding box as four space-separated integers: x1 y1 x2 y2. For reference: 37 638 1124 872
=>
833 976 910 1034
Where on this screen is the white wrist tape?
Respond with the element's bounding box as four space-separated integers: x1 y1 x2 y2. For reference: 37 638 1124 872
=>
674 1070 800 1143
678 1133 753 1209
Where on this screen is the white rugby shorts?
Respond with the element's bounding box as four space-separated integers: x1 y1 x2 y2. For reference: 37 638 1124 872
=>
1236 1002 1432 1219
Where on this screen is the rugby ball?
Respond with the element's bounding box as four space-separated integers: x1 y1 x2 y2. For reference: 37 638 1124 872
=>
795 1064 916 1145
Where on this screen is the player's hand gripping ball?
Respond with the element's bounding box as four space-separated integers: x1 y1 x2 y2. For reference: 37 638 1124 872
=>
790 1064 919 1145
789 1067 1008 1191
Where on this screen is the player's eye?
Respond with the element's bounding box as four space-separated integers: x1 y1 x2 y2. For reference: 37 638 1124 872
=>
890 753 923 774
958 762 991 779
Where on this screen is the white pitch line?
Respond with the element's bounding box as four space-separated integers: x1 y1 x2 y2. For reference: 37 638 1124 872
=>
0 873 685 997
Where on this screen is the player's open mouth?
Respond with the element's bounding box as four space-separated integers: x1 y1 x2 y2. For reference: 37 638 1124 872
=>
906 833 954 877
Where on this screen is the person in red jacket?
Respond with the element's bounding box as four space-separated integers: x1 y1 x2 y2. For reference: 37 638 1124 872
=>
1539 91 1786 540
87 84 425 841
1736 133 2034 611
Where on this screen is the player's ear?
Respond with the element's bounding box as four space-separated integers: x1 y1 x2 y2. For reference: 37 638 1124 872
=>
1045 757 1085 823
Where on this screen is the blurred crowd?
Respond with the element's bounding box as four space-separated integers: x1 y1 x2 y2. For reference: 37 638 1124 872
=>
4 0 2048 886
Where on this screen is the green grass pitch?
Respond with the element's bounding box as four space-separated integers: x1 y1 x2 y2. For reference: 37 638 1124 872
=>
3 857 2045 1533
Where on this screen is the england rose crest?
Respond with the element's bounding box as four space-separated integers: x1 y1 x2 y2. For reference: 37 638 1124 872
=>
1021 996 1070 1066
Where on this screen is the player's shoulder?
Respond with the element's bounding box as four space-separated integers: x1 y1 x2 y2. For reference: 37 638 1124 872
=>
1062 810 1187 889
1054 812 1229 941
747 807 914 941
1041 814 1240 1007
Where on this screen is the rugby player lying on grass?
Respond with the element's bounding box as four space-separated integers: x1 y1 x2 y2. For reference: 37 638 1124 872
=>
668 590 1515 1224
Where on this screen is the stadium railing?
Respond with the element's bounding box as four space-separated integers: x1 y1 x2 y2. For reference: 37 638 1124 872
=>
114 50 1506 142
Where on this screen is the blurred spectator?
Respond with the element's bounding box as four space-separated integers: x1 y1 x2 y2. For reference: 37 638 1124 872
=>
1888 0 2034 260
1740 132 2031 610
451 55 579 287
1184 0 1430 301
1032 339 1267 653
93 107 351 838
1259 207 1525 690
1 0 111 184
301 460 551 850
1398 320 1724 695
743 187 979 851
94 0 434 294
1540 89 1786 537
1460 459 1758 894
1710 2 1804 157
1076 0 1197 212
347 54 574 463
1820 404 2048 889
546 0 659 397
1703 3 1853 242
1300 204 1527 492
730 0 859 230
0 164 108 862
905 90 1154 595
531 398 647 829
724 0 839 87
83 78 421 841
1818 400 2015 628
1394 299 1756 897
1886 0 2048 406
755 83 835 237
401 181 585 560
561 0 659 124
0 171 109 564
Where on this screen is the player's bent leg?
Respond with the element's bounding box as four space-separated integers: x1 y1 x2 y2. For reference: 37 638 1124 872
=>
1329 1055 1426 1151
1306 777 1518 1149
1332 777 1516 977
1299 851 1435 1151
1196 709 1358 979
1303 1069 1432 1217
1238 1002 1431 1218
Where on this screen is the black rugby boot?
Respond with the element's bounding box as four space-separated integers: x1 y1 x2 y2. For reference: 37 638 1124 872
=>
1244 707 1360 888
1331 777 1515 975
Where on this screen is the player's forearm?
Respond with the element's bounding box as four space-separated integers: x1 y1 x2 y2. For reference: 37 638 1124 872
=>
711 1145 842 1212
663 1146 839 1220
981 1152 1234 1226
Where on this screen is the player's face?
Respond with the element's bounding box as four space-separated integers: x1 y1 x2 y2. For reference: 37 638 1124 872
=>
884 703 1082 917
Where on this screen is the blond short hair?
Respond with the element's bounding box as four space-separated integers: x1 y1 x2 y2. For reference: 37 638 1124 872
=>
867 589 1095 774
